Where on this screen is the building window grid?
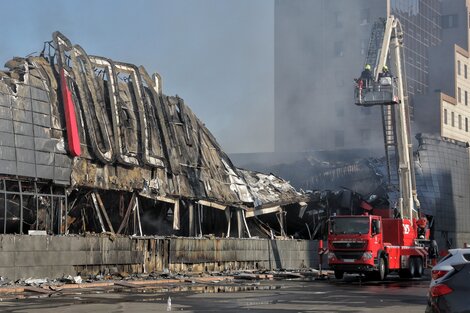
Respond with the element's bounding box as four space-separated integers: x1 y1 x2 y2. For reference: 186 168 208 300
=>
459 114 462 130
441 14 459 29
452 111 455 127
466 117 469 132
335 130 345 147
465 64 468 78
396 4 441 100
466 91 468 106
458 60 461 76
444 109 448 125
360 129 371 144
458 87 462 103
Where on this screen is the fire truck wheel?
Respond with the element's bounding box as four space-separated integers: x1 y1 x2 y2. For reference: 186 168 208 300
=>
414 257 423 278
334 270 344 279
409 257 417 278
377 257 387 281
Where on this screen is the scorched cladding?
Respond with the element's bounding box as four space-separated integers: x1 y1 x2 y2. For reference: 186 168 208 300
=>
0 32 308 237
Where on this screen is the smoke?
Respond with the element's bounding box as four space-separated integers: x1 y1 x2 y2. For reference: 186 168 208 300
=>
274 0 386 155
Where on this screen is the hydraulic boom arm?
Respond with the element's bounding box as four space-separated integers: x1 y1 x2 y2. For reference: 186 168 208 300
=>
355 16 419 222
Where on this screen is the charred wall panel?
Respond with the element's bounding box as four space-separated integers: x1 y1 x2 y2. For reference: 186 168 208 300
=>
0 59 71 185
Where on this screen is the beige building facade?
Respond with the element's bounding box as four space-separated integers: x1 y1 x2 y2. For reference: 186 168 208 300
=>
441 46 470 142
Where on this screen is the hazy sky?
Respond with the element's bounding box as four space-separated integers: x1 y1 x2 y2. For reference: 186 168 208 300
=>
0 0 274 153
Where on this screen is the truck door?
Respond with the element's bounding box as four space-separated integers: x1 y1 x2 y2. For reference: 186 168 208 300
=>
371 218 382 246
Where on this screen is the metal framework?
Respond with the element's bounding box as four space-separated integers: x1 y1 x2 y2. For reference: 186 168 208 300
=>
0 178 67 234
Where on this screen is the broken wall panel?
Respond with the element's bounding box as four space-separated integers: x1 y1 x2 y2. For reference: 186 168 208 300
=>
0 235 318 280
0 58 72 184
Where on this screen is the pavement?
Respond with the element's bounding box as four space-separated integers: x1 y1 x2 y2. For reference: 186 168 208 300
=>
0 272 430 312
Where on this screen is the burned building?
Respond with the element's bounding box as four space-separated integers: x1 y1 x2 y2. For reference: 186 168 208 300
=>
0 32 309 239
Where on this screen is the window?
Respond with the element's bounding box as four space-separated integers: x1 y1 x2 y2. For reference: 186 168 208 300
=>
459 87 462 103
458 61 461 75
360 8 370 25
334 41 344 57
459 114 462 129
336 107 345 117
334 12 342 28
466 117 468 132
441 14 459 28
444 109 448 124
335 100 344 117
335 130 344 147
452 111 455 127
361 107 371 115
335 71 345 87
360 129 371 143
465 64 468 78
466 91 468 105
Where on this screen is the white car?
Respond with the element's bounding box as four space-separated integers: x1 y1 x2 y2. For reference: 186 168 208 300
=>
430 248 470 287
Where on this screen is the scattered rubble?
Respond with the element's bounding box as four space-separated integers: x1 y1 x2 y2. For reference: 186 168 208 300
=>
0 268 328 297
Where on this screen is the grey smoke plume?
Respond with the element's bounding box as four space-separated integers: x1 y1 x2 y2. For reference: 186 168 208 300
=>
274 0 387 155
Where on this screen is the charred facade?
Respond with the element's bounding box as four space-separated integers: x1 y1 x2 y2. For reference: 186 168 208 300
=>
0 32 308 238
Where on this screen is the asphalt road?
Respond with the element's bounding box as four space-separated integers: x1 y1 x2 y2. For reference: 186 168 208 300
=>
0 273 430 313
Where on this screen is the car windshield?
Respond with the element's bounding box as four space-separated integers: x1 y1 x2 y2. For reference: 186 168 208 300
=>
330 217 370 235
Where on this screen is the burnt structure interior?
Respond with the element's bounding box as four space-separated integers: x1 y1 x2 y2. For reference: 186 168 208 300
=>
0 32 319 239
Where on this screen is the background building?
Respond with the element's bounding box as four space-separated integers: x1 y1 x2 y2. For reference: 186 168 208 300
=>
415 0 470 143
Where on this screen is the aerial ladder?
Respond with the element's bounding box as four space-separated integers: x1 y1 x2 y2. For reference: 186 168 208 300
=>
327 16 433 281
355 15 419 221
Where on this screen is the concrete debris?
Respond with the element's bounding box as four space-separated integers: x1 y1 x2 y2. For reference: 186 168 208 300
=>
0 269 327 296
0 277 10 286
272 272 304 279
234 273 274 280
24 278 48 286
60 275 82 284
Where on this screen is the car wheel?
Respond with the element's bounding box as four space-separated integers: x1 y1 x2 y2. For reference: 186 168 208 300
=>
334 270 344 279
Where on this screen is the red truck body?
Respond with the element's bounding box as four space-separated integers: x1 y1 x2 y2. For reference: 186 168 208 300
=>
328 214 428 280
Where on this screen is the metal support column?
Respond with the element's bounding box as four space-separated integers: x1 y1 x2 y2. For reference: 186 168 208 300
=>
236 209 243 238
19 181 23 234
3 180 6 234
188 202 194 236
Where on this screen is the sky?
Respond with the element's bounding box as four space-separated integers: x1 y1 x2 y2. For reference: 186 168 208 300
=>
0 0 274 153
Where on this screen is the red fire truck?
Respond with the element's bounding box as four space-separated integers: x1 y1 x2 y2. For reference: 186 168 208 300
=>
328 214 429 280
328 16 433 280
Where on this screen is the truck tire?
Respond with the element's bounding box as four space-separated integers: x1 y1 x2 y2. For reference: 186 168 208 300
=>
334 270 344 279
414 257 423 278
409 257 417 278
377 257 387 281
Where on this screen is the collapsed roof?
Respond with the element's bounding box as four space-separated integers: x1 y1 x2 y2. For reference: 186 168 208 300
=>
0 32 307 237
